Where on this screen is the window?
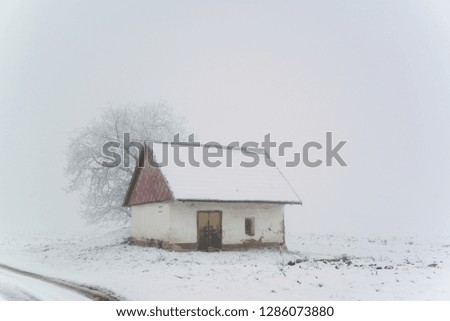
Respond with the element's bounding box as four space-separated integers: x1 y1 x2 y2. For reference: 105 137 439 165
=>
245 217 255 236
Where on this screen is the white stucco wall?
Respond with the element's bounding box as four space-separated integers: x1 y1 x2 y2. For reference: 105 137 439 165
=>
131 201 285 246
169 201 285 245
131 202 170 241
168 201 197 244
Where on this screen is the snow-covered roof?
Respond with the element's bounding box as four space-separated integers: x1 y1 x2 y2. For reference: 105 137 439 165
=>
123 142 301 206
123 142 302 206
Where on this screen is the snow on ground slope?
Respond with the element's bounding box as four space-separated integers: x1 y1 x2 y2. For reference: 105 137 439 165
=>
0 267 89 301
0 226 449 300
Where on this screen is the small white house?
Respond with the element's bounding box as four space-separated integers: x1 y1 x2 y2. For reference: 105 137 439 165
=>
123 142 301 251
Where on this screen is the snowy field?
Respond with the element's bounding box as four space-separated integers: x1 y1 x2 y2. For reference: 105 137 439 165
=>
0 226 449 300
0 267 89 301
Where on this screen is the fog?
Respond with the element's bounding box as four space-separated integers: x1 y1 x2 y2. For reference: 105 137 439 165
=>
1 1 449 237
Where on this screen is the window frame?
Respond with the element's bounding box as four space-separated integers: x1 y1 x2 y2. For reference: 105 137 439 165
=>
245 217 255 236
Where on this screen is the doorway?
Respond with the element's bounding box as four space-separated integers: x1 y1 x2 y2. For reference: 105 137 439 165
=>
197 211 222 251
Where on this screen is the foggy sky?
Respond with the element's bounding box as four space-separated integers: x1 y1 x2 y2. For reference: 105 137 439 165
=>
1 0 450 236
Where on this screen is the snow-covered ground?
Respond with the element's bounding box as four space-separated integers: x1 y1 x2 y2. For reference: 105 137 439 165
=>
0 267 89 301
0 226 449 300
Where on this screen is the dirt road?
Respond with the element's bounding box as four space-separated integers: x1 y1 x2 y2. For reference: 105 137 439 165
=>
0 263 120 301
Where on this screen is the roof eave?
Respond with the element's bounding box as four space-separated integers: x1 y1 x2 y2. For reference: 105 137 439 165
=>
175 198 302 205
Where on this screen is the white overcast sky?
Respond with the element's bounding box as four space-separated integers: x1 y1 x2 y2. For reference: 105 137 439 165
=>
1 0 450 236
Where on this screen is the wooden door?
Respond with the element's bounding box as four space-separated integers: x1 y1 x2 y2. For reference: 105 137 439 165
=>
197 211 222 251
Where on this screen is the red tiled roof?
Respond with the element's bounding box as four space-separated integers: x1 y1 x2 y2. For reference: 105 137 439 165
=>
124 158 173 206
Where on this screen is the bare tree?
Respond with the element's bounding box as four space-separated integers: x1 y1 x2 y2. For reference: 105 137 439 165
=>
65 102 185 222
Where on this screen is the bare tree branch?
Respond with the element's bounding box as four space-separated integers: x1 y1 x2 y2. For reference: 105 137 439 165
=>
65 102 185 222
